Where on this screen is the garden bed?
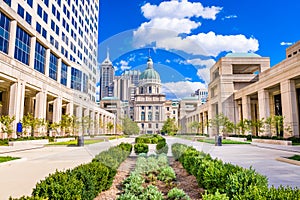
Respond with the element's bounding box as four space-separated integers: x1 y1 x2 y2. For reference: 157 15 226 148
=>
252 138 292 145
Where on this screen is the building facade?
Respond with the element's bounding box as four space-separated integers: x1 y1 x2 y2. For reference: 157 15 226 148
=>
0 0 115 138
183 42 300 138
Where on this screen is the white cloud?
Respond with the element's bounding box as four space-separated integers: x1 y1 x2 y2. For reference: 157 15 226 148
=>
141 1 222 20
186 58 215 68
222 15 238 20
165 59 171 63
162 81 207 99
118 60 132 71
280 42 293 46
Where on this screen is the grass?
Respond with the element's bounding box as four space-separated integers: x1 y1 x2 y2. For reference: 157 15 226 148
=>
287 155 300 161
0 156 20 163
49 139 104 146
198 139 250 144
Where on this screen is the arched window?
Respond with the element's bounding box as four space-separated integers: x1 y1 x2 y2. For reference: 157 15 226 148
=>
141 87 144 94
157 87 159 93
149 86 152 94
148 111 152 121
141 111 145 120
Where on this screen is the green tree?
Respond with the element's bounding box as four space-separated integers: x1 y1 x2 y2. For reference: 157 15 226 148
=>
162 118 178 135
21 113 46 136
236 119 252 135
209 113 234 135
107 121 114 134
60 114 73 135
189 121 202 134
121 117 140 135
0 115 15 138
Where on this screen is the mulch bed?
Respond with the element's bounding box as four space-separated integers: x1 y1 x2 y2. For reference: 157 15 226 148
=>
94 156 204 200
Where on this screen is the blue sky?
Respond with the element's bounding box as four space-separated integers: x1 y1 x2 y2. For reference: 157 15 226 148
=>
98 0 300 99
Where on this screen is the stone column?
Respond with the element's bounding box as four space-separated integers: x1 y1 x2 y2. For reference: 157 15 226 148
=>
203 111 208 135
9 81 25 138
280 80 299 137
90 111 95 135
242 95 251 120
35 91 47 119
29 36 36 69
75 106 83 136
258 89 270 120
53 96 62 123
66 102 74 116
83 108 89 135
95 112 100 135
8 20 17 58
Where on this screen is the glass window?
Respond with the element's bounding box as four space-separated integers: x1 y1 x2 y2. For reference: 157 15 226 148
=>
0 11 10 54
49 53 58 80
25 13 32 25
61 62 68 86
51 20 55 31
17 4 25 18
27 0 33 7
43 0 49 6
83 73 88 93
43 12 48 23
14 26 31 65
42 29 47 38
52 5 56 15
36 22 41 33
148 112 152 121
34 42 46 74
3 0 11 6
141 112 145 121
71 67 82 91
37 5 43 17
155 112 159 121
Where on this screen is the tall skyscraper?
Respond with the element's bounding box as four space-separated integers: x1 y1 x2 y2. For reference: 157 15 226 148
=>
99 51 114 100
0 0 115 137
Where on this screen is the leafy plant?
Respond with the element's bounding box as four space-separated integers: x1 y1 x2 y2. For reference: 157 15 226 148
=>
202 190 229 200
157 166 176 183
0 115 15 138
167 187 190 200
162 118 178 135
134 143 149 154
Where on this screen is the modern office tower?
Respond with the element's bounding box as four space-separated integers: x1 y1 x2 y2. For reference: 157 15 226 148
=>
99 51 114 100
0 0 115 138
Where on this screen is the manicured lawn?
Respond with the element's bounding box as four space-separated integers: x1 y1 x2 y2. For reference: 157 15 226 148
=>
49 139 104 146
198 139 250 144
287 155 300 161
0 156 20 163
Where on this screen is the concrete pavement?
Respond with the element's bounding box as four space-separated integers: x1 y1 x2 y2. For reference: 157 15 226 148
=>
0 137 135 200
166 137 300 188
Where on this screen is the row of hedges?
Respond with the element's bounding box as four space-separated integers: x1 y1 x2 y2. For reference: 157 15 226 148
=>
172 143 300 199
156 140 168 154
135 134 165 144
134 143 149 154
12 143 132 200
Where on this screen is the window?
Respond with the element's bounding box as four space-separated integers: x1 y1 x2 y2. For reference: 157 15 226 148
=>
148 112 152 121
37 5 43 17
36 22 41 33
148 106 152 109
155 112 159 121
0 11 10 54
49 53 58 80
43 12 48 23
43 0 49 7
141 106 145 110
42 29 47 38
27 0 33 7
25 13 32 25
141 112 145 121
14 26 31 65
3 0 11 6
71 67 82 91
34 42 46 74
83 73 88 93
61 62 68 86
17 5 25 18
51 20 55 31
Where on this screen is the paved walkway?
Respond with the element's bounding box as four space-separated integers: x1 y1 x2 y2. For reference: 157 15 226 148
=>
0 137 135 200
166 137 300 188
1 136 300 199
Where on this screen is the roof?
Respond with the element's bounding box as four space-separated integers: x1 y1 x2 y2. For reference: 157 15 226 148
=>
139 57 160 81
225 52 261 58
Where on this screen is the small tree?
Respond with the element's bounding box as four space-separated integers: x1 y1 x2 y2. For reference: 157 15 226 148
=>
251 118 265 136
121 117 140 135
0 115 15 138
209 113 234 136
60 114 73 135
189 121 202 134
21 113 46 136
107 121 114 134
162 118 178 135
236 119 252 135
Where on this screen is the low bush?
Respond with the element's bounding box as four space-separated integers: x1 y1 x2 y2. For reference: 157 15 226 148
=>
202 190 229 200
13 143 132 200
134 143 149 154
156 140 168 154
157 166 176 183
135 134 165 144
167 187 190 200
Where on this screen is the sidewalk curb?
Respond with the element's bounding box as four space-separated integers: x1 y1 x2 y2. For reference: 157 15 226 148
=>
250 143 300 153
0 146 45 154
0 157 28 166
276 157 300 166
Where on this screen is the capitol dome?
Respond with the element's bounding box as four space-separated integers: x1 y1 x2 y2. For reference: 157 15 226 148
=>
139 57 160 82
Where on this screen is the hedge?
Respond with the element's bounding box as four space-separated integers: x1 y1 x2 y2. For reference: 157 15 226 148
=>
135 134 165 144
172 143 300 199
134 143 149 154
156 140 168 154
12 143 132 200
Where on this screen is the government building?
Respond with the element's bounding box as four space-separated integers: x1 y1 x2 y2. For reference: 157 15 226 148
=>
184 41 300 138
0 0 115 138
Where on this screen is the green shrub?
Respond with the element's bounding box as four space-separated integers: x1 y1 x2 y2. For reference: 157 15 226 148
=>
157 166 176 183
167 187 190 200
135 134 165 144
265 186 300 200
134 143 149 154
156 141 168 154
202 190 229 200
171 143 188 161
140 185 163 200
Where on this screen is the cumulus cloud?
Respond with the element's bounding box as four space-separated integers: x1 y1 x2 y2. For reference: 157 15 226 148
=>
162 81 207 99
222 15 238 20
186 58 216 68
118 60 132 71
280 42 293 46
141 1 222 20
